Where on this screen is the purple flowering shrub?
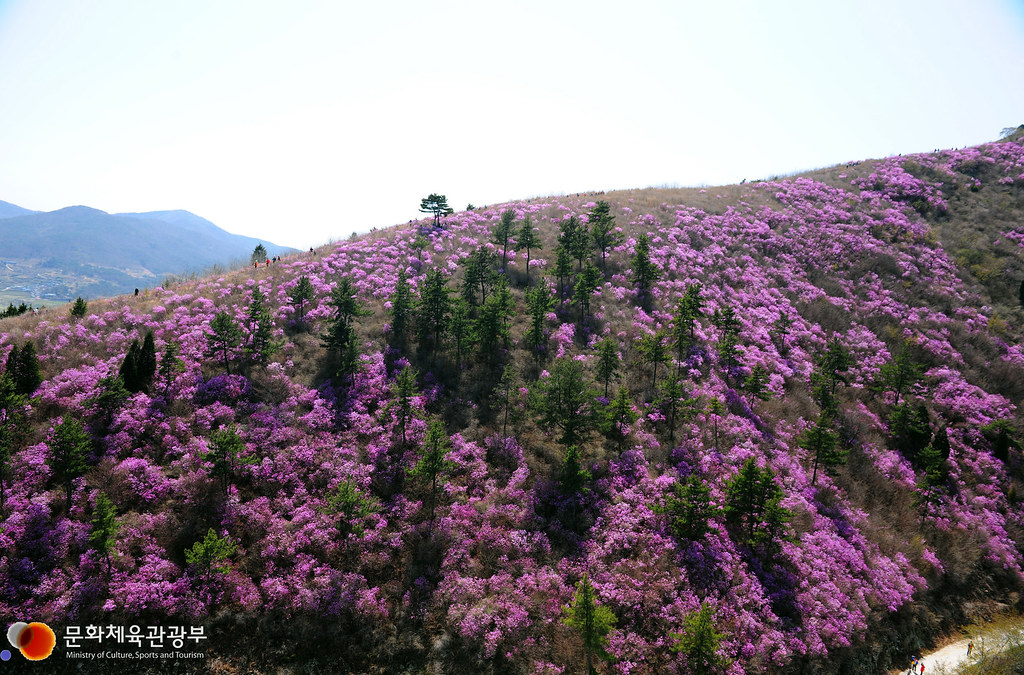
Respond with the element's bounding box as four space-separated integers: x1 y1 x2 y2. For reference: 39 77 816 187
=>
0 136 1022 672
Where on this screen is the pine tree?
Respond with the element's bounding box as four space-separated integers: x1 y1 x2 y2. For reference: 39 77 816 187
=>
659 375 699 447
560 215 590 273
530 359 596 447
390 366 419 447
389 268 414 349
448 297 472 378
496 363 517 437
514 214 542 286
875 341 924 406
563 572 616 674
0 373 29 511
245 288 277 364
186 528 236 581
724 458 791 559
588 200 620 273
659 474 720 541
322 277 368 382
631 233 660 303
594 337 620 398
462 247 499 306
158 341 185 398
207 311 242 374
554 242 574 297
205 426 255 496
707 397 726 452
801 413 844 485
816 336 853 397
601 386 638 453
572 260 602 325
138 331 157 389
288 276 315 327
742 364 772 407
407 417 453 532
14 342 42 396
672 283 705 364
119 340 141 392
324 479 379 560
889 402 931 464
638 331 669 391
70 296 88 318
494 209 515 269
476 279 514 360
417 267 451 359
250 244 268 265
90 492 118 576
49 416 90 509
419 194 454 227
671 603 729 675
525 282 555 355
90 376 129 433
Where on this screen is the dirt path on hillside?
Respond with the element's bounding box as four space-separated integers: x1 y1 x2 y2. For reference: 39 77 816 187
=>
894 620 1024 674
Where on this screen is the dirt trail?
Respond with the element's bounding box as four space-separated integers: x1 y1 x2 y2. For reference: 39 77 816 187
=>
895 620 1024 674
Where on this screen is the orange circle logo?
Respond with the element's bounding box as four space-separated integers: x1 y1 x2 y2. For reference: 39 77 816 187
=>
6 622 56 661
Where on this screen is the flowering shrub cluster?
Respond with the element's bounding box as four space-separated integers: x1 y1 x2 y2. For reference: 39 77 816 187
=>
0 137 1022 673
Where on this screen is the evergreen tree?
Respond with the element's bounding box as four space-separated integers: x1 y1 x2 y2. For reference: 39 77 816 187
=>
525 282 555 355
448 297 472 377
138 331 157 389
476 278 514 360
407 417 453 531
707 397 726 452
514 214 542 286
389 268 414 349
563 572 616 674
888 402 932 464
588 200 620 273
659 474 720 541
245 287 277 364
554 242 574 297
119 340 141 392
89 492 118 576
659 375 699 447
324 479 379 560
530 358 596 447
816 336 853 397
322 277 368 382
601 386 638 453
90 376 129 433
207 311 242 374
158 341 185 398
462 247 499 306
495 363 517 437
250 244 268 264
631 233 660 303
417 267 451 359
70 296 88 318
573 260 602 325
769 311 793 354
205 425 255 496
186 528 236 581
742 364 772 407
672 283 705 364
594 337 620 398
390 366 419 447
638 331 669 391
800 413 843 485
560 215 590 273
671 603 729 675
49 416 90 509
13 342 42 396
493 209 515 269
0 374 29 510
875 341 924 406
288 276 316 327
725 458 791 558
419 194 454 227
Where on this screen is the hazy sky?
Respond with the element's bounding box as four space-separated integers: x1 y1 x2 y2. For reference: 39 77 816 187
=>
0 0 1022 249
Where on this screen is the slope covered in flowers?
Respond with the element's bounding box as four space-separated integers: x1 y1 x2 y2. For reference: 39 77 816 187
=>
1 136 1023 674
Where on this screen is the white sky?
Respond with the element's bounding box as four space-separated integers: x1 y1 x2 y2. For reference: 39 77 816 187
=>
0 0 1022 249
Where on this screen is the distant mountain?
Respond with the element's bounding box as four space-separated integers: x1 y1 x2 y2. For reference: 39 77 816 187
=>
0 199 36 219
0 201 295 302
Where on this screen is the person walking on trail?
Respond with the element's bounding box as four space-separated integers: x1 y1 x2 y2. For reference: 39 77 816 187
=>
967 639 974 656
908 657 917 674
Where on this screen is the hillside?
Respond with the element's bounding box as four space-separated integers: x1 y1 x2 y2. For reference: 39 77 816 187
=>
0 204 295 305
1 136 1023 674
